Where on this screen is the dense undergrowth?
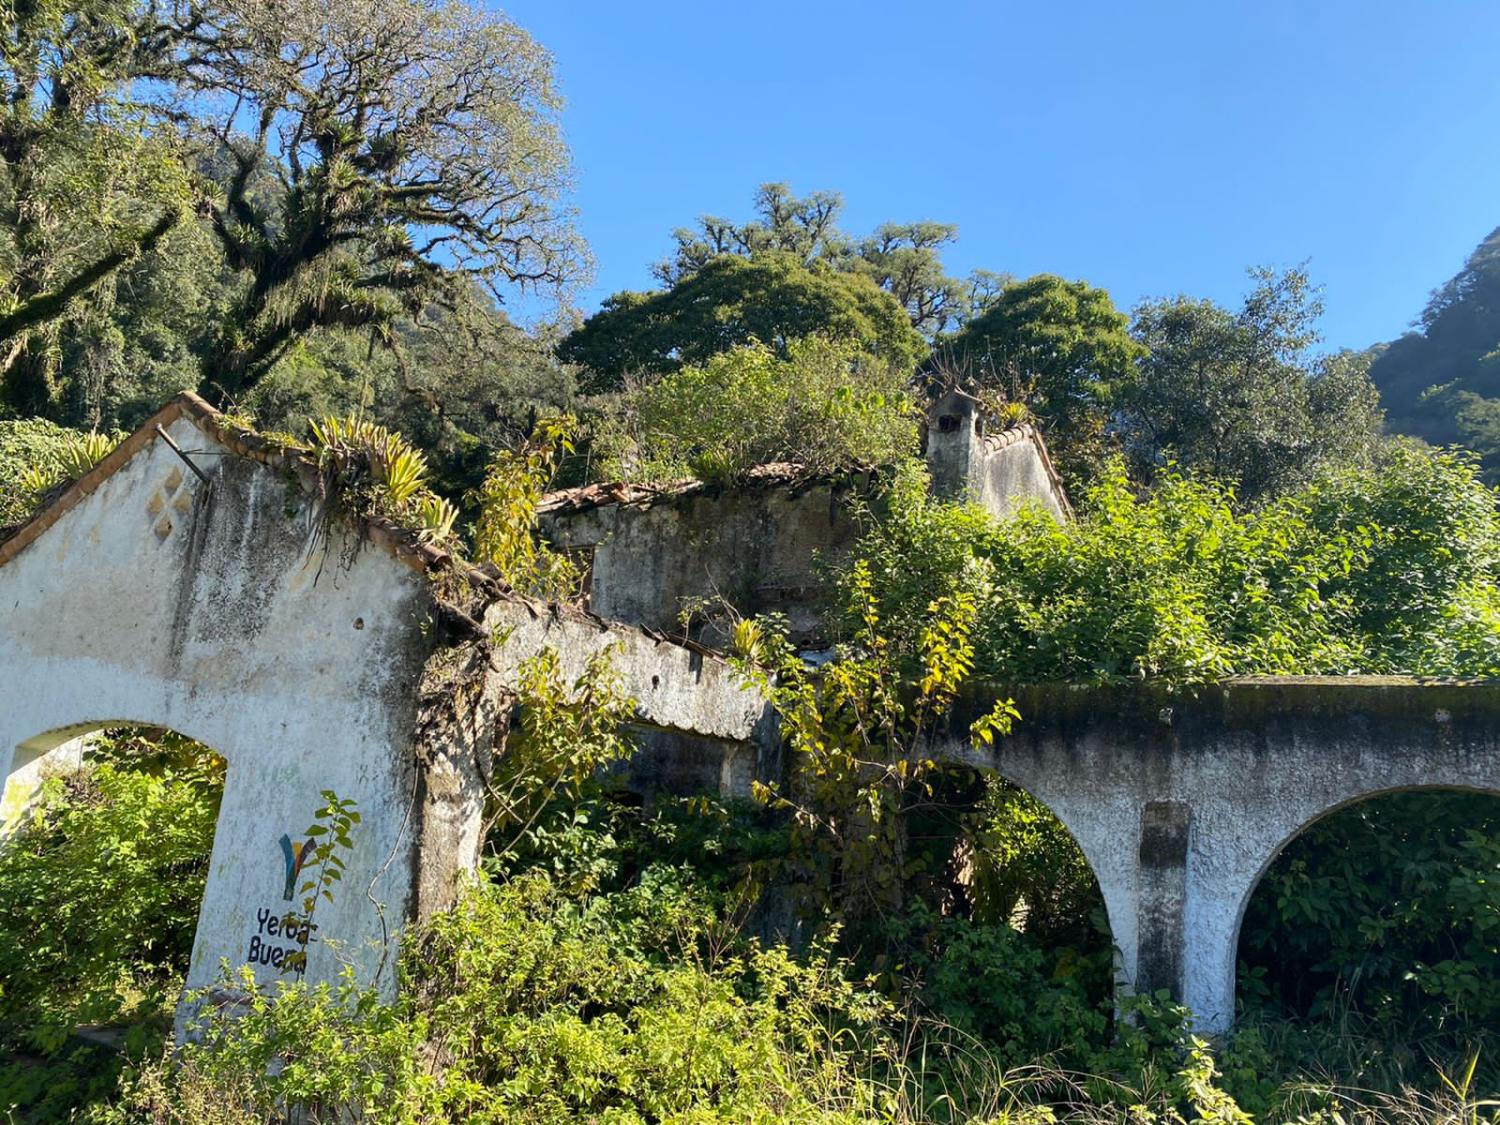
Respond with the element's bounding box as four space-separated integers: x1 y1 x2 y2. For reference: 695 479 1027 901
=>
4 441 1500 1122
4 749 1497 1123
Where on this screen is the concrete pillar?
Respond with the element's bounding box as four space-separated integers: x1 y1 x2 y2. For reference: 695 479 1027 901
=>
1135 801 1191 1000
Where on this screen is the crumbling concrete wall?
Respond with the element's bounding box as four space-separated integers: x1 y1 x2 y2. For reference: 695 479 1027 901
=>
409 592 776 918
538 469 876 646
931 677 1500 1033
0 408 435 1019
540 398 1069 646
922 390 1070 522
0 397 777 1032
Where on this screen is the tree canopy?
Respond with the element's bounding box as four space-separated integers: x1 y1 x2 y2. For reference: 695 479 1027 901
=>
1367 225 1500 478
938 274 1142 485
557 251 928 393
653 182 999 337
1121 267 1384 500
171 0 584 400
0 0 191 415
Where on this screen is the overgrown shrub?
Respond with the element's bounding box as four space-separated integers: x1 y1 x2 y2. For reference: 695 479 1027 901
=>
611 335 919 483
106 871 902 1124
0 730 223 1117
1241 790 1500 1031
846 445 1500 682
0 419 117 525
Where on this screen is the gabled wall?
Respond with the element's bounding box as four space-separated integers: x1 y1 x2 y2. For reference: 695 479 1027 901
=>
0 397 780 1033
0 409 435 1017
922 390 1070 522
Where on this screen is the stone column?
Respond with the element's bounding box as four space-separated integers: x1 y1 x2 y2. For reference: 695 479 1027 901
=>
1134 800 1192 1001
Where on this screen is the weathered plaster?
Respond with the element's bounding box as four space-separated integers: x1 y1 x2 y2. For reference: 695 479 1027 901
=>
539 470 874 646
0 411 434 1021
538 399 1070 645
922 390 1070 522
0 396 776 1032
935 678 1500 1032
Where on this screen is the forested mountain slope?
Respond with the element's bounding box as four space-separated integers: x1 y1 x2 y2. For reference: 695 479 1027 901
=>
1369 226 1500 474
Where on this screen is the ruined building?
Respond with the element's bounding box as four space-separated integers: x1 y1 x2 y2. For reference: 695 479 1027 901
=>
4 392 1498 1036
538 388 1069 645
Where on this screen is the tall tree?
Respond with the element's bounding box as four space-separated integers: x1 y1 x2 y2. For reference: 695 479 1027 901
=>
940 274 1142 485
655 182 977 336
0 0 190 415
558 251 928 393
169 0 584 401
1121 267 1384 500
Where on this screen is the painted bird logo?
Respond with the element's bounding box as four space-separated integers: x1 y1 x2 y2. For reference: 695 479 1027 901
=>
280 834 315 902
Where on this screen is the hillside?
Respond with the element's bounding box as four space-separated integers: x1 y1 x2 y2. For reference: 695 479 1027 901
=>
1369 225 1500 474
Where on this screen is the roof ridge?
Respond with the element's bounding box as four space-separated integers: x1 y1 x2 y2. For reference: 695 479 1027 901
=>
538 460 887 516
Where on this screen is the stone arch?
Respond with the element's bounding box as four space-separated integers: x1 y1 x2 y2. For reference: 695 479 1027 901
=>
1 711 407 1032
3 721 237 1012
922 748 1131 1001
1226 781 1500 1016
1231 782 1500 953
1184 774 1500 1034
968 766 1123 981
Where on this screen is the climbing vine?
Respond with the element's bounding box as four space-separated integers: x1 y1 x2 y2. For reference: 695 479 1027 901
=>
731 560 1018 930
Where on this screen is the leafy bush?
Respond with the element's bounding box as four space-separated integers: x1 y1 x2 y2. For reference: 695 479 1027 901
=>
471 415 582 599
0 419 114 525
0 730 223 1117
108 871 900 1124
616 335 920 483
0 734 222 1054
1241 791 1500 1031
846 445 1500 682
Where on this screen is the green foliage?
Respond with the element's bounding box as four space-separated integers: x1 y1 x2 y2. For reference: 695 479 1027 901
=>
0 0 191 416
902 907 1108 1071
1123 268 1385 501
965 779 1104 950
176 0 582 395
733 560 1019 938
0 419 120 527
471 414 582 598
939 274 1142 487
847 447 1500 683
1368 225 1500 474
0 730 223 1117
0 416 85 523
558 251 929 392
1241 791 1500 1030
108 873 899 1124
485 644 638 872
616 335 920 483
307 415 459 546
17 427 121 497
656 182 992 337
283 791 363 974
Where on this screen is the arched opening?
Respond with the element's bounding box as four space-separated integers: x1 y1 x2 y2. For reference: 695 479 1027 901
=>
891 765 1117 1054
0 723 228 1119
1233 785 1500 1086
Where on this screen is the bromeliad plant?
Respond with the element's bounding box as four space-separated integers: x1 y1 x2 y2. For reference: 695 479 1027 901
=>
15 428 121 509
308 416 459 546
731 559 1018 931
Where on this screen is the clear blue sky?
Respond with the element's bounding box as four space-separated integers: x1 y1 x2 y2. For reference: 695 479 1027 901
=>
501 0 1500 351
